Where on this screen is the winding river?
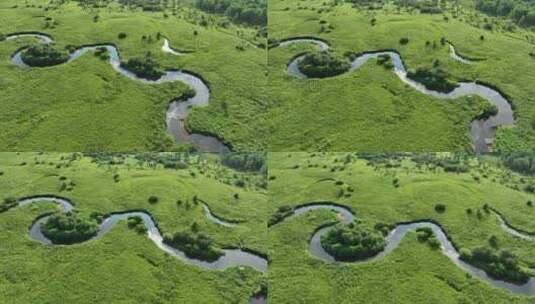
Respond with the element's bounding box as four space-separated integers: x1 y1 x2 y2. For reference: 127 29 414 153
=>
11 195 267 273
3 33 230 153
276 38 514 153
276 202 534 295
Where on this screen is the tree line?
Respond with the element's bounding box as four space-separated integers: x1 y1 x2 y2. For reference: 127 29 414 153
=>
195 0 267 26
475 0 535 27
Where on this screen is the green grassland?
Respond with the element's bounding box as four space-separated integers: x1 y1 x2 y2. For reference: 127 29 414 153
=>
268 0 535 151
0 152 267 303
0 0 268 151
268 152 535 303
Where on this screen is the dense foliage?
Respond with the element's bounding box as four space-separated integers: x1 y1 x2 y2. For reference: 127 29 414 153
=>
220 153 265 172
0 197 17 213
394 0 444 14
163 230 223 262
475 0 535 27
298 52 350 78
268 205 294 226
501 153 535 175
20 45 69 67
127 216 148 234
321 222 386 261
120 55 165 80
415 227 441 249
41 212 99 244
406 67 458 93
196 0 267 26
460 246 533 283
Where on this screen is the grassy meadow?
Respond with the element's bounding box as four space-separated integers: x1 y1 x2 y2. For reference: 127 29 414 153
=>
0 0 268 151
268 152 535 303
268 0 535 151
0 152 267 303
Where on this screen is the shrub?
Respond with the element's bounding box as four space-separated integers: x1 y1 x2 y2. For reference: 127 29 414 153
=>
148 196 159 204
374 222 393 236
0 197 18 212
268 205 294 226
528 200 533 207
120 55 165 80
127 216 147 234
399 37 410 45
416 227 434 242
94 47 109 60
118 32 127 39
460 247 532 283
434 203 446 213
163 230 223 262
321 222 386 261
298 51 350 78
376 54 394 69
41 212 99 244
406 67 458 93
21 44 69 67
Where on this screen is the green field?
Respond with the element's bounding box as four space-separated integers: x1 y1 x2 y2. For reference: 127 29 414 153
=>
0 152 267 303
268 152 535 303
268 0 535 151
0 0 268 151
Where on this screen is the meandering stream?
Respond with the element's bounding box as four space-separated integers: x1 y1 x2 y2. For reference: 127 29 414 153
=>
12 196 267 273
3 33 230 153
276 38 514 153
276 203 534 295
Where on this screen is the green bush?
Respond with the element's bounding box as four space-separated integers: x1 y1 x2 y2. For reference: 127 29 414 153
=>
434 203 446 213
321 222 386 261
120 55 165 80
148 196 159 204
268 205 294 226
298 51 350 78
460 246 532 283
127 216 147 234
41 212 99 244
21 45 69 67
0 197 17 212
406 67 458 93
163 230 223 262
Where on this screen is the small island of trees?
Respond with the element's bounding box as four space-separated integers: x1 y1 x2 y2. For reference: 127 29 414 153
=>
41 212 99 244
460 246 533 283
20 45 70 67
406 66 458 93
298 51 351 78
163 230 223 262
120 54 165 80
321 221 387 261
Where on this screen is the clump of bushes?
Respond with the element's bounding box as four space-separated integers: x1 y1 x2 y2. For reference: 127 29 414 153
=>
20 44 69 67
406 67 458 93
41 212 99 244
476 103 499 120
127 216 147 234
399 37 410 45
120 54 165 80
0 197 17 212
434 203 446 213
321 222 386 261
94 47 109 60
163 230 223 262
416 227 440 249
268 205 294 226
460 247 533 283
298 51 351 78
376 54 394 69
